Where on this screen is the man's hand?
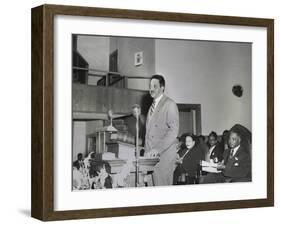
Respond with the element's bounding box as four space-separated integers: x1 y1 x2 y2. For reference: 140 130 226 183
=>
217 161 226 170
146 149 160 158
175 158 183 164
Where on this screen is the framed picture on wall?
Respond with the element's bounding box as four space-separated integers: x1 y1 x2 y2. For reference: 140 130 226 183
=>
31 4 274 221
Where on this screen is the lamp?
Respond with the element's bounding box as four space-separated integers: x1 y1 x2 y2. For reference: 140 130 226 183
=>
97 110 118 153
132 104 141 186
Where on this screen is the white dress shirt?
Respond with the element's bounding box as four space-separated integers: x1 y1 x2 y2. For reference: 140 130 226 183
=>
231 145 240 157
153 94 163 109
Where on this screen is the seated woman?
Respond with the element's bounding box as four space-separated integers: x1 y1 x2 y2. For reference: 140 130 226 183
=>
173 133 204 185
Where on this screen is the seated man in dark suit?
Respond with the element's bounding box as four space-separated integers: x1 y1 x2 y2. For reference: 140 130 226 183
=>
200 129 251 183
205 131 224 163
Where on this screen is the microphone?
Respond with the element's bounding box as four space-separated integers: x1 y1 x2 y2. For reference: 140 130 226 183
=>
132 104 141 118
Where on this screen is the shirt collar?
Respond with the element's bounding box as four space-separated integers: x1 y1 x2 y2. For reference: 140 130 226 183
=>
153 94 163 107
232 145 240 156
209 145 216 153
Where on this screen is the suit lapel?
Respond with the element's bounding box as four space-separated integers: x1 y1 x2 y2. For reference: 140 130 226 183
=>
225 146 242 164
233 146 242 158
210 145 216 157
224 149 231 164
146 95 167 132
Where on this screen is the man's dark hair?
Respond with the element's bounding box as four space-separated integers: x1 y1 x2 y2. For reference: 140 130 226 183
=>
208 131 218 140
222 130 229 136
198 135 206 142
77 153 83 159
222 130 229 141
230 129 242 140
151 74 165 88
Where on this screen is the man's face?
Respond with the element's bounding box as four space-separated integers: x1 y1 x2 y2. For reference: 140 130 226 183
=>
78 154 83 161
208 135 217 147
228 132 241 149
149 79 164 99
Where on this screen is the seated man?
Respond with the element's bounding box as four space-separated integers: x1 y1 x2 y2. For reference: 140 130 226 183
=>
205 131 224 163
73 153 84 170
200 129 251 183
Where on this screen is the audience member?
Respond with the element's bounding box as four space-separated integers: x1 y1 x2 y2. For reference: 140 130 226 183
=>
205 131 224 163
173 133 204 185
200 129 251 183
73 153 84 170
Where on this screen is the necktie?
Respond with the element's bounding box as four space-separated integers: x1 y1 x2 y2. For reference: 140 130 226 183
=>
230 149 234 158
149 101 156 116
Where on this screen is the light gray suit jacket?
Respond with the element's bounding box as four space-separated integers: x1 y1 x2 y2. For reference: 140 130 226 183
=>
145 94 179 185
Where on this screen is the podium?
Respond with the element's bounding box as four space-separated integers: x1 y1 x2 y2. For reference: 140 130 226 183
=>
106 141 159 187
132 157 159 186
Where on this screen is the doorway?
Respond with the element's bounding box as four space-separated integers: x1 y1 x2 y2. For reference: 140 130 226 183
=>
177 104 201 136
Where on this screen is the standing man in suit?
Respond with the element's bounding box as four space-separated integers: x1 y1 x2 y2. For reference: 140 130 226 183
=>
145 74 179 186
200 129 251 183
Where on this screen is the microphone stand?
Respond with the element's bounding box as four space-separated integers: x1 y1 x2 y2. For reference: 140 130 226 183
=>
132 105 140 187
135 114 139 187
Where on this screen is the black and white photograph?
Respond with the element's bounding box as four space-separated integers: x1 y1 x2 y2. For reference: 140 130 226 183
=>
72 35 252 190
0 0 278 224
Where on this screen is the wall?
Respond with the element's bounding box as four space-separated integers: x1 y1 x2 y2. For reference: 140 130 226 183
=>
72 120 103 161
77 35 110 85
77 36 154 89
1 1 279 226
72 121 86 161
77 36 252 135
77 35 110 71
155 39 252 134
116 37 155 90
72 120 104 160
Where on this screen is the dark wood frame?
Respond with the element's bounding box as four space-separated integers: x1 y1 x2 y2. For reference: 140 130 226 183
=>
31 4 274 221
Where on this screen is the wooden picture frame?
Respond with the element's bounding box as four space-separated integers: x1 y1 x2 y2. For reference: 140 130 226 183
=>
31 4 274 221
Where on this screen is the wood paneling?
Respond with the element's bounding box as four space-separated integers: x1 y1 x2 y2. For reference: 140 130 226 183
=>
73 84 151 117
